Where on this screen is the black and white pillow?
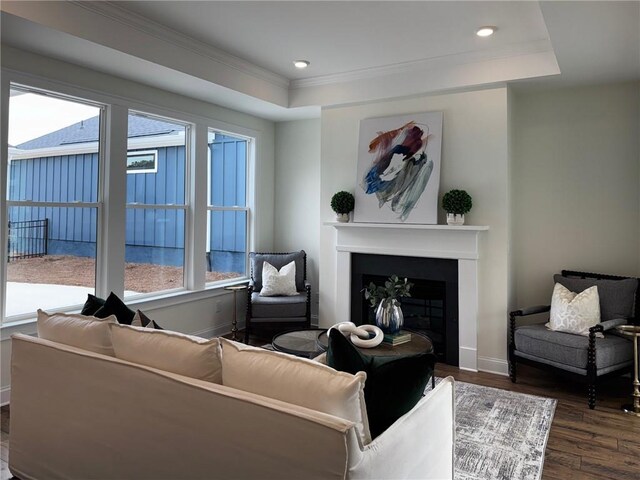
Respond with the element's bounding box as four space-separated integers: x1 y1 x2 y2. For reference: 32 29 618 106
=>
131 309 164 330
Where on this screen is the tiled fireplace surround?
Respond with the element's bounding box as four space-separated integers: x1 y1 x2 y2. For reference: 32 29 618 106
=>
331 223 488 371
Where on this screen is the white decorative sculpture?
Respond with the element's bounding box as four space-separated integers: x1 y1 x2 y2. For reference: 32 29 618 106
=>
327 322 384 348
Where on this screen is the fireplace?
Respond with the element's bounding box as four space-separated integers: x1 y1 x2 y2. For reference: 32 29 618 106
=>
328 222 488 371
351 253 459 366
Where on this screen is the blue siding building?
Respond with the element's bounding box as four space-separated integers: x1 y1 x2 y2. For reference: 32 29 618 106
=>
8 116 247 273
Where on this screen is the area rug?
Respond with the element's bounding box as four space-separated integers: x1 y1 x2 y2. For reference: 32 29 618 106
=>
426 378 556 480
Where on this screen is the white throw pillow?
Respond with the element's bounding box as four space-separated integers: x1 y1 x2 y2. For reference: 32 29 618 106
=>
546 283 601 336
109 324 223 384
260 260 298 296
37 309 117 356
220 338 371 445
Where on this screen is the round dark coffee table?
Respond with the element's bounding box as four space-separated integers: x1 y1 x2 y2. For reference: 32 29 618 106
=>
273 328 434 364
272 329 328 358
317 329 433 357
318 329 435 389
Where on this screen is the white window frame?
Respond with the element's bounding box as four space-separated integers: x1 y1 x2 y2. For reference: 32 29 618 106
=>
3 84 106 322
126 149 158 174
124 111 191 299
0 68 257 329
205 128 251 285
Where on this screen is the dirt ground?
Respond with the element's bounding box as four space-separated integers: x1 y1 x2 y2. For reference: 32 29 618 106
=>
7 255 241 293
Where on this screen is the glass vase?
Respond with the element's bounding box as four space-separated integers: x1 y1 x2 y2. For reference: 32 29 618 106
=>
375 298 403 334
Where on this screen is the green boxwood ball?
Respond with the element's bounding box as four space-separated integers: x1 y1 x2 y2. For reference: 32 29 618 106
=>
442 189 472 215
331 191 355 214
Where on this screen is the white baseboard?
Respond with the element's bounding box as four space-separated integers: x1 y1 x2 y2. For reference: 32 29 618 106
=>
191 321 246 339
1 386 10 406
459 346 478 371
477 356 509 376
195 317 319 339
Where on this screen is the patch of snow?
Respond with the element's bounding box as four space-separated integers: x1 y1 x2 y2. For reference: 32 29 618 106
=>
6 282 138 317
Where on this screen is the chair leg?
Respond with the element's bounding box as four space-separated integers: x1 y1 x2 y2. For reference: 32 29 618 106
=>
508 312 517 383
509 358 517 383
588 383 596 409
244 322 250 344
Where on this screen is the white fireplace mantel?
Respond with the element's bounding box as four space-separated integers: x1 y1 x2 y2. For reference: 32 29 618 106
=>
327 221 488 371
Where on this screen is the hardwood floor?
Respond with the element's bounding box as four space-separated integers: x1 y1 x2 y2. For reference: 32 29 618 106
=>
1 334 638 479
435 363 640 480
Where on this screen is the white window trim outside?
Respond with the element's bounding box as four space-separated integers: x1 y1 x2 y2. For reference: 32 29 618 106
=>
8 133 185 162
0 69 257 328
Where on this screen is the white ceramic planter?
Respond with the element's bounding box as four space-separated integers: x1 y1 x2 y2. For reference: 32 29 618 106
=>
336 213 350 223
446 213 465 226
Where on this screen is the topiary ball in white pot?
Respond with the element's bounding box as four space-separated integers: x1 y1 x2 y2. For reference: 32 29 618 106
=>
331 191 355 223
442 189 472 226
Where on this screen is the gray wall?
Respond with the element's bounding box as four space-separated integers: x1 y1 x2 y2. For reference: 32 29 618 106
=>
274 119 321 320
511 81 640 309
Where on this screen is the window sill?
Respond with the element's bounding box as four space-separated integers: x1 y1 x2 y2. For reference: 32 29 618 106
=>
0 277 249 341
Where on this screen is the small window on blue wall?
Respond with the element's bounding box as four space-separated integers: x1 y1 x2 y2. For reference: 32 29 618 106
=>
126 150 157 174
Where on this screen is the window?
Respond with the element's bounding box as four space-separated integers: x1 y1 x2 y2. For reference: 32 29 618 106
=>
1 76 255 326
124 111 189 298
126 150 157 173
206 129 249 283
5 86 103 319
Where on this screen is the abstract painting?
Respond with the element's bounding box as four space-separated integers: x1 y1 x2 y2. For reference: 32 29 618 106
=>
354 112 442 224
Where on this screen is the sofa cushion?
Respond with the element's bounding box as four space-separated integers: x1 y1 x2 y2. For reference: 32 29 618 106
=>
94 292 136 325
547 283 600 336
251 251 305 292
37 309 117 357
251 292 307 318
514 324 633 371
80 294 106 316
220 338 371 444
554 274 638 320
109 324 222 384
327 329 436 439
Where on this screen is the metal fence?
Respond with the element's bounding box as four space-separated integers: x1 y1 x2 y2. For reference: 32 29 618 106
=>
7 219 49 261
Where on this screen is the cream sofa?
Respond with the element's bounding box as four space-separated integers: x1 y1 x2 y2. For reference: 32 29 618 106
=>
9 333 455 480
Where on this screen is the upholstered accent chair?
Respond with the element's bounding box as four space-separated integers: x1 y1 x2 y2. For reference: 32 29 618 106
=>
509 270 639 409
245 250 311 343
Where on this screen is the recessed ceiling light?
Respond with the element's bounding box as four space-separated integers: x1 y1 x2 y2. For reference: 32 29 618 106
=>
293 60 310 69
476 26 496 37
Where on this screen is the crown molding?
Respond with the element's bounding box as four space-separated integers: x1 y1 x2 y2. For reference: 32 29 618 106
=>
289 48 559 108
71 1 289 90
291 39 554 89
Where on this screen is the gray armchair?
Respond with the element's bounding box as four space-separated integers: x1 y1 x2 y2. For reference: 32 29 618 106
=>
244 250 311 343
509 270 639 409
